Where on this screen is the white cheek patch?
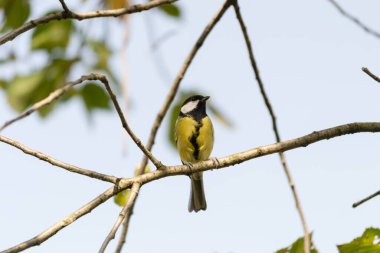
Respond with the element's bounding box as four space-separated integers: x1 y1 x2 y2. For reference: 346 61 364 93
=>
181 100 199 114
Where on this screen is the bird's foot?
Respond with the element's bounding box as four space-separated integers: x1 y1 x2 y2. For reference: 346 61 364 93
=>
210 157 220 169
182 161 194 170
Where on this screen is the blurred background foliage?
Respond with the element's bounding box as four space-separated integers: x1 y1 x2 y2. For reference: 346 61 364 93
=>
0 0 181 118
0 0 231 149
1 1 380 252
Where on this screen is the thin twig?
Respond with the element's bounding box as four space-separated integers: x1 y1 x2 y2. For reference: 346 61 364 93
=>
327 0 380 39
94 74 163 169
353 190 380 208
0 74 94 132
0 0 177 46
58 0 71 13
0 135 118 184
3 121 380 253
362 67 380 83
98 183 141 253
0 73 162 169
231 1 310 252
0 186 120 253
115 1 234 251
114 217 130 253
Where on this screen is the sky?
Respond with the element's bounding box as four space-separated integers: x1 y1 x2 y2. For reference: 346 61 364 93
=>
1 0 380 252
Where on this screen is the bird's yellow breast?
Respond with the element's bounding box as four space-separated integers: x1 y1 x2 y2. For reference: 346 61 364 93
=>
175 116 214 163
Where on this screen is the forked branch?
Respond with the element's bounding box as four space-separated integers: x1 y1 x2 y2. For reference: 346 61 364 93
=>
2 121 380 253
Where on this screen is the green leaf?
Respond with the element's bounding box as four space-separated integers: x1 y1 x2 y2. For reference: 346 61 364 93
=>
114 189 131 207
338 228 380 253
89 40 111 71
114 164 150 207
6 72 45 112
79 83 111 113
208 103 233 128
31 18 73 52
275 234 318 253
88 40 118 86
0 0 30 32
158 4 181 18
134 164 151 176
0 79 8 89
6 58 77 116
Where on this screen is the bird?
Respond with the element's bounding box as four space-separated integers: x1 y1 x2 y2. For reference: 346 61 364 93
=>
174 95 214 212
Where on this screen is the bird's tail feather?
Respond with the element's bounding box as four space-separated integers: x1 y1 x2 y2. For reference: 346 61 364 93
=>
188 172 207 212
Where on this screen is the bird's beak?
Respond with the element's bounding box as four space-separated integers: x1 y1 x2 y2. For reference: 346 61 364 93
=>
202 96 210 102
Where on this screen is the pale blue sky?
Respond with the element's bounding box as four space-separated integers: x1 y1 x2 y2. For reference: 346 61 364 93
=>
1 0 380 252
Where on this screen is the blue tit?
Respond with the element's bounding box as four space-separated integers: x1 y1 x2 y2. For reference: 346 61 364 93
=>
174 95 214 212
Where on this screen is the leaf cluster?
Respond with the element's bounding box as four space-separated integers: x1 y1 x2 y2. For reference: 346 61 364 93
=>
0 0 181 118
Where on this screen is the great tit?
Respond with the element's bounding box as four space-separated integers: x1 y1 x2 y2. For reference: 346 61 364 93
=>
174 95 214 212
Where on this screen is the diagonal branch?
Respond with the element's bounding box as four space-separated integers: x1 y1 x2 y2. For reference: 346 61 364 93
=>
0 0 177 46
98 183 141 253
115 0 234 251
3 121 380 253
58 0 71 14
0 73 162 169
362 67 380 83
327 0 380 39
0 74 94 132
94 74 163 169
353 190 380 208
0 135 118 184
231 1 310 252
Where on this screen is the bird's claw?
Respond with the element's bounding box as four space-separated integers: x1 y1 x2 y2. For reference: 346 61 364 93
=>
210 157 220 169
182 161 194 169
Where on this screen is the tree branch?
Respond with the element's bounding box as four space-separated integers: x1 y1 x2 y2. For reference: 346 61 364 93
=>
94 74 163 169
231 1 310 252
0 0 177 46
353 190 380 208
0 135 118 184
362 67 380 83
3 122 380 253
327 0 380 39
0 73 162 169
0 74 94 132
98 183 141 253
58 0 71 14
115 0 234 251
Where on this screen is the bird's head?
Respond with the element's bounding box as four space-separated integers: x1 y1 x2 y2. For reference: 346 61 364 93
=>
180 95 210 116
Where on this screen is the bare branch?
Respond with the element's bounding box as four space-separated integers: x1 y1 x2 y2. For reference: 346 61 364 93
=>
115 217 130 253
362 67 380 83
0 0 177 46
58 0 71 14
0 135 118 184
98 183 141 253
353 190 380 208
327 0 380 39
0 73 162 169
3 122 380 253
94 74 163 169
115 0 234 251
232 1 310 251
0 74 95 132
1 186 119 253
